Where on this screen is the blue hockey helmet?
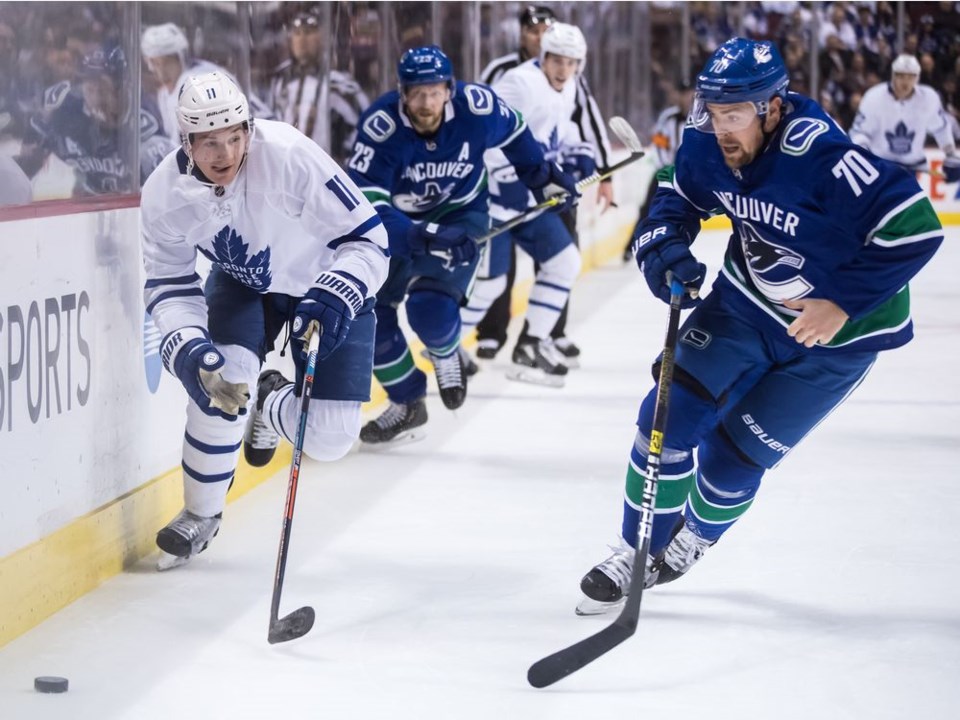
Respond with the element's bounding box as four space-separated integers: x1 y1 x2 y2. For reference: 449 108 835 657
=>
397 45 455 95
691 38 789 133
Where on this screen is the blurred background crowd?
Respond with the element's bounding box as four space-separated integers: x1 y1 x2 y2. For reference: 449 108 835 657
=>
0 1 958 206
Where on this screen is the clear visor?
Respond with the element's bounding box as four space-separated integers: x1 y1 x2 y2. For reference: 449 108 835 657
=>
690 97 765 134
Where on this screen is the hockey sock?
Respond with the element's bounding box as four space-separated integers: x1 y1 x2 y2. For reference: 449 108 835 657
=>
371 304 427 403
182 402 244 518
621 430 696 556
461 274 507 339
407 289 461 357
685 426 765 542
524 244 579 339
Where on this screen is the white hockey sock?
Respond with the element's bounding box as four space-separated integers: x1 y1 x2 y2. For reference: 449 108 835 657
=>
460 274 507 337
524 244 580 338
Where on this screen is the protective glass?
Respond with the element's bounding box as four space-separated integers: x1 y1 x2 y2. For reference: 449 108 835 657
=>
690 97 761 134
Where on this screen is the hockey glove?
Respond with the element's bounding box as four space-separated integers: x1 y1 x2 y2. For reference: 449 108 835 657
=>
635 233 705 309
293 270 367 361
562 147 597 182
408 223 479 271
523 161 580 214
943 153 960 183
161 327 250 419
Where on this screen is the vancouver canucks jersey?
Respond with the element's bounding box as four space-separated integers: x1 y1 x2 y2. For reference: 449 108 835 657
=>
141 119 388 339
346 80 545 241
642 92 943 353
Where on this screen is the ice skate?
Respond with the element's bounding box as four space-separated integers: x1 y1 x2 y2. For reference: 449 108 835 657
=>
243 369 292 467
657 522 717 585
553 337 581 369
475 338 501 360
421 346 478 377
576 538 661 616
360 397 428 444
431 349 468 409
155 508 222 566
506 338 568 387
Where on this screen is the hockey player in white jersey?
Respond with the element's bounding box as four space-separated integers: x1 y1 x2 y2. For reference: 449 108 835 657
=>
141 72 388 567
462 22 593 386
849 54 959 178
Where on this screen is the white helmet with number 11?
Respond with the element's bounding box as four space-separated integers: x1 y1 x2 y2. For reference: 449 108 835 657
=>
176 72 251 142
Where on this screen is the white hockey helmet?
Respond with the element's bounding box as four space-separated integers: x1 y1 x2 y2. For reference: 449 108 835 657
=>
176 71 251 140
540 22 587 69
141 23 189 59
891 54 921 76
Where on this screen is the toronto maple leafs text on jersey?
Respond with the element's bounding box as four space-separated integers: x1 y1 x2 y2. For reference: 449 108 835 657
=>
141 119 389 339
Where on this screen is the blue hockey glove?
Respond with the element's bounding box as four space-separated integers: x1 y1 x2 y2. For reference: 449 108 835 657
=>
293 271 367 361
562 148 597 182
943 153 960 183
523 161 580 214
635 233 705 309
408 223 479 271
160 327 250 419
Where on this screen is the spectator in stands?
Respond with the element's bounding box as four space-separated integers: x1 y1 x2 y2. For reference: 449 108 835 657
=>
17 45 133 197
818 3 857 51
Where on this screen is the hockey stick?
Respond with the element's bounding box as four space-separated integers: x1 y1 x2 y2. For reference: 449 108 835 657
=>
267 328 320 644
527 277 686 687
476 116 644 243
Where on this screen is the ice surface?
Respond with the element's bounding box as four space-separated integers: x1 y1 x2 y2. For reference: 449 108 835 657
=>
1 230 958 720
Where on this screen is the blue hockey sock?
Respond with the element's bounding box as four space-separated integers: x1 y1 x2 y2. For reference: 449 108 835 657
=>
406 289 461 357
371 305 427 404
685 427 765 542
620 431 696 556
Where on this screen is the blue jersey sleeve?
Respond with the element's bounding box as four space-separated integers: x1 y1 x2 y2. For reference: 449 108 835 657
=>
808 140 943 319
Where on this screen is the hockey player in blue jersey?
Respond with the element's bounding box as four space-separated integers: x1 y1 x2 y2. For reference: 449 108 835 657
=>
577 37 943 615
347 45 579 443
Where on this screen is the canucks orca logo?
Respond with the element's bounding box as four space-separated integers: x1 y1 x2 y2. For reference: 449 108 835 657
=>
885 121 914 156
199 225 272 291
394 181 456 213
143 312 162 393
740 221 812 302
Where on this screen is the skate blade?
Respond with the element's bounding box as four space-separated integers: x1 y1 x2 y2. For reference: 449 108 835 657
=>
574 595 625 616
505 367 566 388
156 551 192 572
360 429 427 450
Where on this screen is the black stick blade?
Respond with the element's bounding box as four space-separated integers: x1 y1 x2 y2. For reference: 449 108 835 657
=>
268 606 316 644
527 623 634 688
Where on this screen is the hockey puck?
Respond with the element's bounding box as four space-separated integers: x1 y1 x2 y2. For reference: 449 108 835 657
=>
34 676 69 693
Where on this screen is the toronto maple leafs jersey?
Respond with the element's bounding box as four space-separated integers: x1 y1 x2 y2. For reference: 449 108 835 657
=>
346 80 545 242
641 92 943 353
849 82 953 167
485 58 594 220
141 119 389 338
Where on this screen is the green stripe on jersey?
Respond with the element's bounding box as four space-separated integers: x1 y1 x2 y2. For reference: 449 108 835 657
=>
374 348 417 387
872 197 941 244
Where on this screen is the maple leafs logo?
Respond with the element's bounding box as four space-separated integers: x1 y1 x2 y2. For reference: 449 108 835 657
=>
884 121 915 156
202 225 272 291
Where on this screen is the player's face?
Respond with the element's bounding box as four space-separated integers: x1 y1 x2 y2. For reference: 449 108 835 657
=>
190 125 250 186
541 53 579 91
891 72 918 100
403 82 450 135
146 54 183 86
709 99 780 169
520 22 550 57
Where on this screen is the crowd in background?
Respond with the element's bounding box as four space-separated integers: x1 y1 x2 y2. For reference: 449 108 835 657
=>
0 1 959 206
